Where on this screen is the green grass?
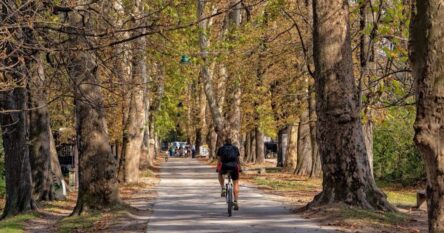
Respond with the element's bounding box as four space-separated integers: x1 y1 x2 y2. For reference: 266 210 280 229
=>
384 190 417 207
339 205 409 225
0 213 37 233
254 177 321 192
57 212 101 233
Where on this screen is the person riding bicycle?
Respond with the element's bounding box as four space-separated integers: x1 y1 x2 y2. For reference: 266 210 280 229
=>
216 138 241 211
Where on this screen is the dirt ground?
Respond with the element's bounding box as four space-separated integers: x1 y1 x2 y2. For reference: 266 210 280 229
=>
19 159 161 233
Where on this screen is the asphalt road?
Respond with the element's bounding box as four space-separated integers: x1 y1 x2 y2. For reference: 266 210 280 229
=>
146 158 336 233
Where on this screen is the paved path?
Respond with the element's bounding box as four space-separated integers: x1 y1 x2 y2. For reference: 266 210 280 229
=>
147 158 336 233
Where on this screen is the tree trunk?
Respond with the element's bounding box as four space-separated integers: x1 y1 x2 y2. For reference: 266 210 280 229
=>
0 79 35 218
66 8 119 215
255 128 265 163
359 0 375 178
277 127 288 167
410 1 444 231
248 130 256 163
120 0 146 183
28 55 56 201
244 131 251 163
48 126 65 199
309 0 393 210
295 111 312 176
226 0 242 147
285 124 298 171
239 133 246 162
0 0 35 218
140 64 151 169
198 0 225 140
363 120 374 177
195 62 208 154
308 86 321 178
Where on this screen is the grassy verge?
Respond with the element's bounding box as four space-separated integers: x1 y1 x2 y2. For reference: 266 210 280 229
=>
248 173 424 232
254 176 321 192
338 204 409 225
253 175 417 207
0 213 37 233
57 211 102 233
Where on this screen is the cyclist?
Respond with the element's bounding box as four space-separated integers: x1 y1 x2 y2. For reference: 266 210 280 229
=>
216 138 241 210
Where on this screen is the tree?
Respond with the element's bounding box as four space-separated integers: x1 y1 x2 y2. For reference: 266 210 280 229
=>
64 6 119 215
410 0 444 231
295 110 312 176
0 0 36 218
198 0 225 143
308 0 393 210
121 0 147 183
28 55 63 201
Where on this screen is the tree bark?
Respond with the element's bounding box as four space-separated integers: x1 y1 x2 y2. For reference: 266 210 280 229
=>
248 130 256 163
140 63 151 168
308 86 321 178
0 0 35 218
309 0 393 210
226 0 242 147
198 0 225 141
48 126 65 199
120 0 146 183
295 111 312 176
285 124 298 171
410 0 444 231
277 127 288 167
28 55 56 201
359 0 375 178
245 131 251 163
255 128 265 163
66 8 119 215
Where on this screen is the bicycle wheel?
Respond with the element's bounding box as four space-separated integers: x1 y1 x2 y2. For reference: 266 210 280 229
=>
227 188 233 217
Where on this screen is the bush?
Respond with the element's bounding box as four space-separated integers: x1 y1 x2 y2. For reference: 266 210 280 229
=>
373 107 425 185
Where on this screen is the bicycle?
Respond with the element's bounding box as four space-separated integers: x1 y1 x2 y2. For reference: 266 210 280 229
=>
225 172 234 217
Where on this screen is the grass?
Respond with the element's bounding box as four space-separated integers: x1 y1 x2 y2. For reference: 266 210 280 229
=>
339 204 409 225
384 190 417 207
57 211 101 233
141 169 155 178
254 176 417 207
0 213 37 233
254 177 321 192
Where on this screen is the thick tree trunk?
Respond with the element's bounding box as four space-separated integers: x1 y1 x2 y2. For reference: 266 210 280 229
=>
309 0 393 210
28 56 56 201
285 124 298 171
295 111 312 176
0 0 35 218
255 128 265 163
277 127 288 167
308 86 321 178
0 81 35 218
66 8 119 215
410 1 444 231
120 0 146 183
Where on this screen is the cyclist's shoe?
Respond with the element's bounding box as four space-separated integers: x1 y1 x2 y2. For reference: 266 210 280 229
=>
221 187 226 197
233 200 239 211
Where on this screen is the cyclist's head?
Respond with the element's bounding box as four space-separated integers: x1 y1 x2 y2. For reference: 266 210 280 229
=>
224 138 232 145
